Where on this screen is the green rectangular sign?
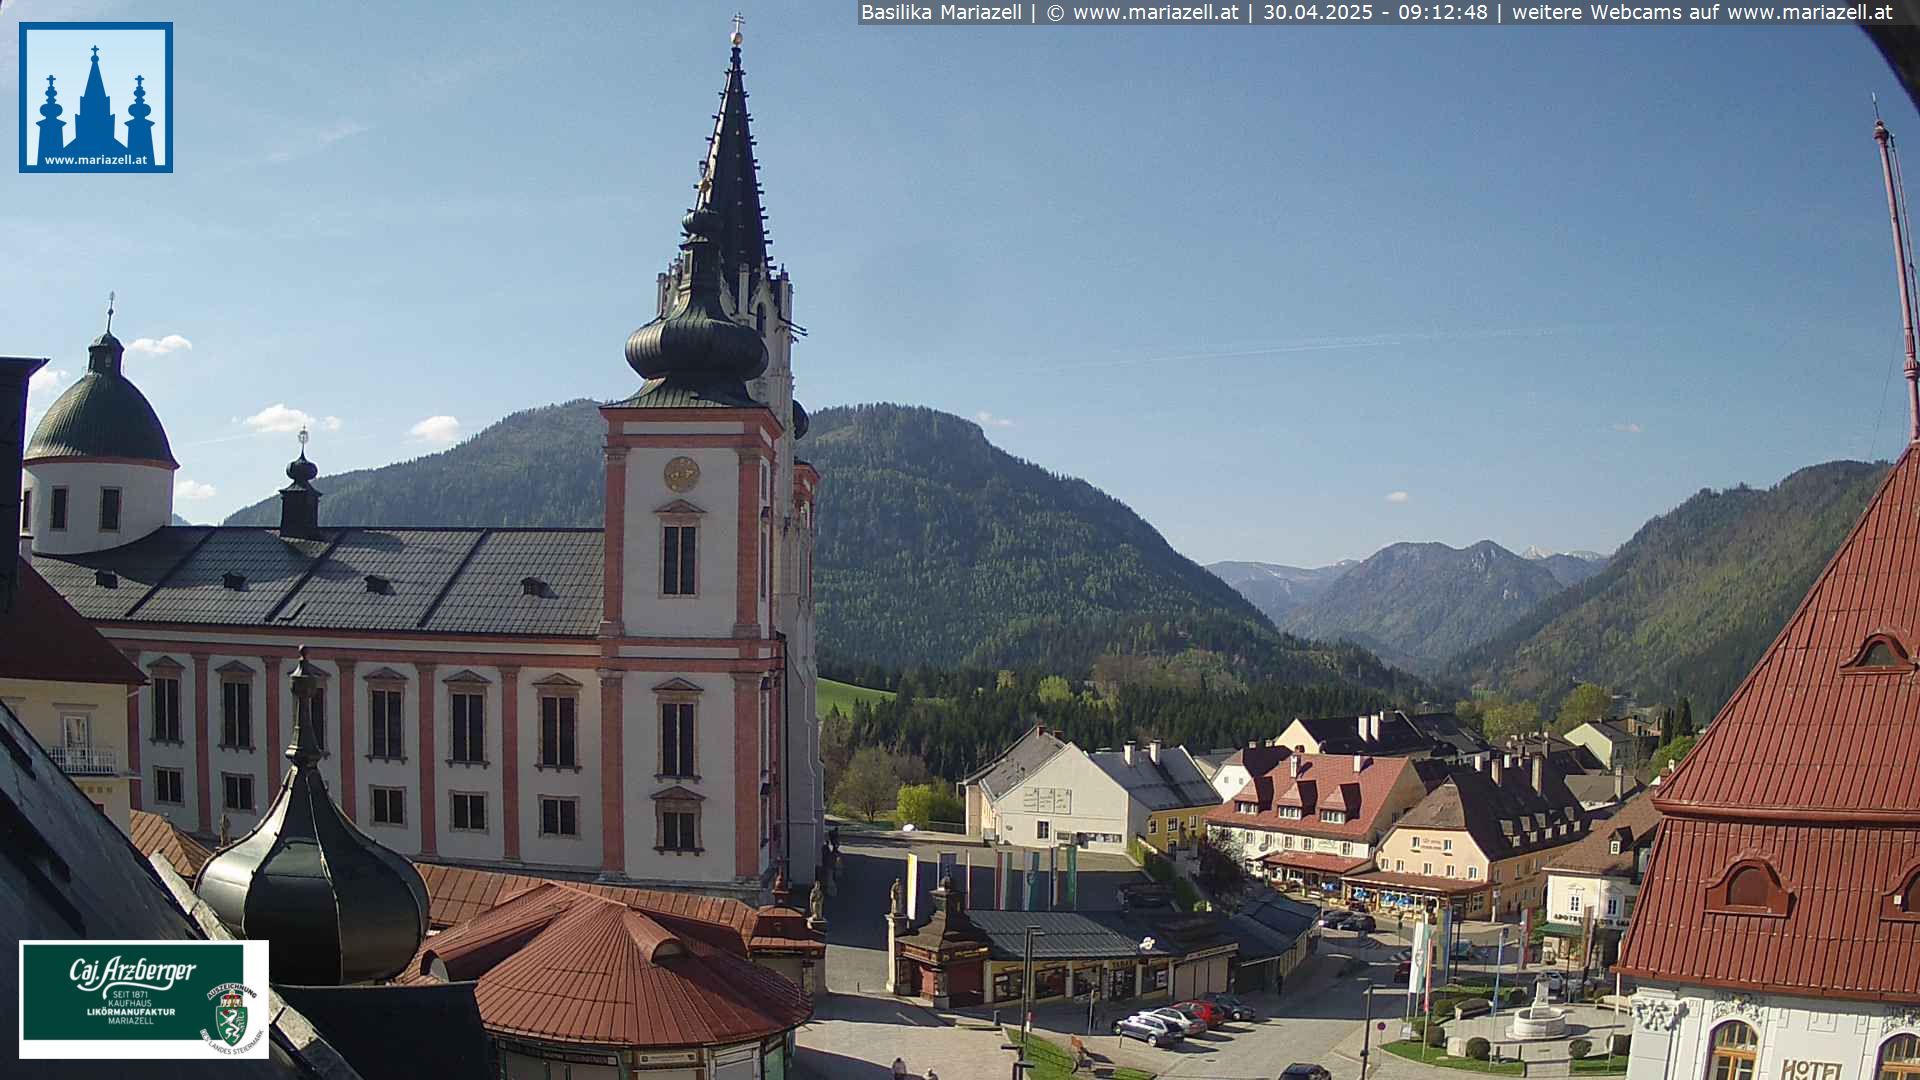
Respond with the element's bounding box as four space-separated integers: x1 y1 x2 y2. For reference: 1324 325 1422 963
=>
19 940 269 1059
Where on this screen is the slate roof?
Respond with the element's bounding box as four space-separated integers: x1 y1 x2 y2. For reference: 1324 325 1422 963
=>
24 362 177 466
399 881 811 1050
1 560 144 685
964 909 1219 961
609 378 766 410
1547 789 1661 877
1086 745 1218 811
276 983 497 1080
1618 446 1920 1004
1223 894 1317 963
1564 772 1642 808
966 724 1068 802
1395 757 1589 861
32 526 602 637
1289 710 1485 758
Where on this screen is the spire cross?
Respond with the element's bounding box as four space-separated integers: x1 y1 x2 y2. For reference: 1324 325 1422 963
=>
731 12 745 40
105 291 115 333
298 426 310 451
91 45 99 61
46 74 55 90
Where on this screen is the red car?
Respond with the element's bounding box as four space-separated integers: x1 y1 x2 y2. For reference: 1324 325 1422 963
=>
1175 1000 1230 1029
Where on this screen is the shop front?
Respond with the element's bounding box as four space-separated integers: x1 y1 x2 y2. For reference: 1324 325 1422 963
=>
1342 869 1485 919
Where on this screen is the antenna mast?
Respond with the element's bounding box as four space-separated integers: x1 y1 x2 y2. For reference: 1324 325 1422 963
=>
1874 117 1920 444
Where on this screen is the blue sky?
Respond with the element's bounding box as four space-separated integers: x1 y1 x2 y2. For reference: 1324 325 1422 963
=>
6 4 1919 568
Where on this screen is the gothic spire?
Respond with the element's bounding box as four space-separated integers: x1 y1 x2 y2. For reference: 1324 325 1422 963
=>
83 45 108 101
697 24 771 307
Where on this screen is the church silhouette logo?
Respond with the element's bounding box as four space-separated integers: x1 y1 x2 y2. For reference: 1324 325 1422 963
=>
19 22 173 173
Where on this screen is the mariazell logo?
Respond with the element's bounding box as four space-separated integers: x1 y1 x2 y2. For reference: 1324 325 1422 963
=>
17 22 173 173
18 941 270 1060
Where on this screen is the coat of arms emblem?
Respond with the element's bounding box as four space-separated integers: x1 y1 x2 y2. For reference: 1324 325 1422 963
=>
215 989 247 1047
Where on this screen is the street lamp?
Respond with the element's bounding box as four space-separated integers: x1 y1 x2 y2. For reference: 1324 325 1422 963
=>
1019 926 1044 1051
1358 977 1376 1080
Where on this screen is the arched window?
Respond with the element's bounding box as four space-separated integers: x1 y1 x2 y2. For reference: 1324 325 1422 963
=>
1843 633 1911 672
1727 866 1770 907
1879 1034 1920 1080
1707 1021 1758 1080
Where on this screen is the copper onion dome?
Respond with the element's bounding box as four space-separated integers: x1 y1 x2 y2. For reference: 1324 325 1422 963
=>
195 646 428 985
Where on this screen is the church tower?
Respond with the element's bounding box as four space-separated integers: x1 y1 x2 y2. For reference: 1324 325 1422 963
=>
34 77 66 166
125 75 156 164
66 46 129 158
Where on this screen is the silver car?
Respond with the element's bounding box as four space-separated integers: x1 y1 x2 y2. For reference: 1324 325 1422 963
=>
1143 1006 1208 1036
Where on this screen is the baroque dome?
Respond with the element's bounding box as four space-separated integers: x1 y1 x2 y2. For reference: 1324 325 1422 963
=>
24 331 176 467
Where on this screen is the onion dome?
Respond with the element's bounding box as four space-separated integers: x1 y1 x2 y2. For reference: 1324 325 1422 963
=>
196 647 428 985
25 328 177 466
625 207 769 390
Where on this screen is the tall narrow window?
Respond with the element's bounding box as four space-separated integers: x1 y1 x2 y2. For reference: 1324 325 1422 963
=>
451 691 485 763
220 680 253 749
370 786 405 826
20 488 30 533
99 487 121 532
369 686 405 759
660 702 695 778
662 524 697 595
151 676 182 742
540 796 579 836
1707 1022 1758 1080
451 792 487 831
539 693 576 768
49 486 68 531
222 773 255 813
154 767 184 805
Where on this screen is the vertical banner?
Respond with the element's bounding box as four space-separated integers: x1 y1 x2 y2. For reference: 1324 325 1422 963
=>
1047 845 1059 911
1064 844 1079 910
1026 850 1043 911
961 849 973 910
905 852 920 921
995 849 1008 910
1407 921 1431 1002
1436 905 1454 984
1521 907 1533 967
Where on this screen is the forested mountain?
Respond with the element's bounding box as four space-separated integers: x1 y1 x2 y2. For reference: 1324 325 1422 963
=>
1275 540 1569 670
1527 550 1610 588
1452 460 1889 721
226 400 1428 696
1204 559 1355 621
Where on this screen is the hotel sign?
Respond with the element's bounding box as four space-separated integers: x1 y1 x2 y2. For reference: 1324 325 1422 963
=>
1781 1062 1842 1080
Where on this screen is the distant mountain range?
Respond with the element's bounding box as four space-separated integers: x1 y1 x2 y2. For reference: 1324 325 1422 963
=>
1451 460 1888 719
1203 560 1356 621
226 400 1426 698
1523 548 1610 588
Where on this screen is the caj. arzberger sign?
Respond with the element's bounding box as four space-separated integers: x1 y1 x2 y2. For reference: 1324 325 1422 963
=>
18 940 270 1059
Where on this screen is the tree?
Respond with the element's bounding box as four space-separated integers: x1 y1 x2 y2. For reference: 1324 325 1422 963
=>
1555 683 1611 734
820 707 855 797
1674 697 1694 739
1036 675 1073 704
895 782 964 828
1659 705 1676 745
833 746 901 821
1651 734 1696 775
1481 697 1540 744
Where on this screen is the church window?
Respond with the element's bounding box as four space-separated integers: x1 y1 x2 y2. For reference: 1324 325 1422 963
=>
660 701 696 778
19 489 29 533
222 773 255 814
1878 1034 1920 1080
1706 1021 1758 1080
154 767 183 805
220 679 253 750
450 691 485 764
539 795 578 837
538 693 577 768
662 524 698 595
370 786 405 826
99 487 121 532
450 792 487 832
369 686 405 760
656 792 701 852
150 675 182 743
49 486 68 531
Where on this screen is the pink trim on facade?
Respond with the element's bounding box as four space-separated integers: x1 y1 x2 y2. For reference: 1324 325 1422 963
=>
600 671 625 875
262 656 283 797
603 445 627 637
124 650 143 811
501 666 521 861
417 661 438 856
192 652 211 832
338 659 358 819
735 451 760 636
734 673 759 878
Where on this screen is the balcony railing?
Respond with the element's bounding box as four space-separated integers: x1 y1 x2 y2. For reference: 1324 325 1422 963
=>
50 745 120 776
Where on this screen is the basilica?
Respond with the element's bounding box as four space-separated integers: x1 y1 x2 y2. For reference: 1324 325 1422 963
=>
17 34 824 902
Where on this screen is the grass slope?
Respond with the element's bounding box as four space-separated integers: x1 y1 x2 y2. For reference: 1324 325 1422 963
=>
817 677 895 720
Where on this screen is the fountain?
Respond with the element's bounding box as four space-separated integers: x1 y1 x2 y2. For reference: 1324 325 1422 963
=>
1508 974 1569 1040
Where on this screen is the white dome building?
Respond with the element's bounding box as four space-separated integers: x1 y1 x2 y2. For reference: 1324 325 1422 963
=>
22 328 176 555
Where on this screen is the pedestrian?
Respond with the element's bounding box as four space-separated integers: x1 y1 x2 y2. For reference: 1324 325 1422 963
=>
924 1069 939 1080
891 1056 907 1079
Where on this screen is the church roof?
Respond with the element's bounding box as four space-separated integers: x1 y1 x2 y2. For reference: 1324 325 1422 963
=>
699 38 772 306
25 334 176 466
1 559 144 685
1617 445 1920 1004
31 525 602 637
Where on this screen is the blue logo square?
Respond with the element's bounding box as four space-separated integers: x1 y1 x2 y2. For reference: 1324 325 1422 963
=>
18 22 174 173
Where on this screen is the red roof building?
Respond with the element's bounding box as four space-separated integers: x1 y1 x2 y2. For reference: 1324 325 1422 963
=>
401 880 811 1077
1207 752 1440 897
1615 449 1920 1080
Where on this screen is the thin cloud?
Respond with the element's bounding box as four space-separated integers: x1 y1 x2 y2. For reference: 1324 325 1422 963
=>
267 121 371 164
243 404 342 435
408 415 462 445
1384 491 1411 504
128 334 192 357
175 478 218 501
974 410 1015 429
1612 421 1643 434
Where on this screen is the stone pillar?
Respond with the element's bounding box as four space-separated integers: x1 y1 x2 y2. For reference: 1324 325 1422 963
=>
191 652 211 833
598 669 625 878
123 650 143 811
601 446 627 638
733 672 761 879
417 661 438 856
261 656 282 797
500 666 521 861
337 659 358 819
733 449 761 637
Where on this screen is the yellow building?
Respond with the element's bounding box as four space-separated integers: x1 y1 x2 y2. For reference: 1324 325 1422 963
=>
0 560 144 833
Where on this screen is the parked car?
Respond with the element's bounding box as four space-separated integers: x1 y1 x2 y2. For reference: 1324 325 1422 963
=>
1114 1013 1183 1048
1316 910 1347 929
1347 913 1377 933
1279 1065 1332 1080
1144 1007 1208 1036
1201 992 1258 1021
1174 1000 1229 1029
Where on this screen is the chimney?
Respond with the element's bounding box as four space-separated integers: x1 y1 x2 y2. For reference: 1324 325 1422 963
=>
1614 767 1625 801
1531 755 1545 795
1149 739 1162 765
1123 742 1135 765
1353 754 1368 773
1290 756 1302 778
1473 752 1486 773
0 355 47 614
1358 714 1369 741
1491 755 1505 785
1370 711 1383 741
1248 740 1258 750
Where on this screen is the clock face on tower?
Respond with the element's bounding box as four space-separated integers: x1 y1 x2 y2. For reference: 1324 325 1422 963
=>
664 456 701 493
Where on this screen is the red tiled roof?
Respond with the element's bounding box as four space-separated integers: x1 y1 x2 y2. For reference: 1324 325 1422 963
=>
1619 448 1920 1004
1260 850 1370 875
2 560 144 685
1342 869 1485 895
128 809 212 877
402 881 812 1049
1546 790 1661 877
1205 754 1429 842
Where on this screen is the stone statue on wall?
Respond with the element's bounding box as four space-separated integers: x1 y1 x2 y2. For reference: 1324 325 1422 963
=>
890 876 905 916
810 879 827 922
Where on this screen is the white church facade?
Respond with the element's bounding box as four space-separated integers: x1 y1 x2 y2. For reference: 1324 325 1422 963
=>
17 36 825 902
